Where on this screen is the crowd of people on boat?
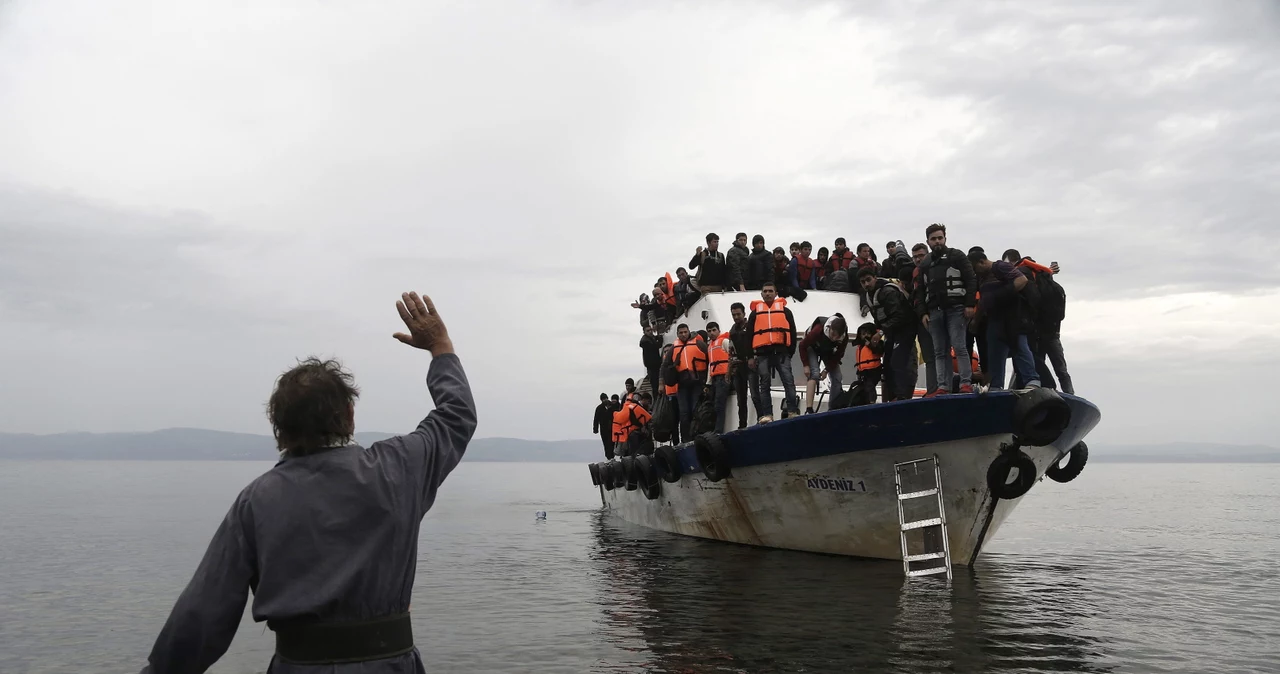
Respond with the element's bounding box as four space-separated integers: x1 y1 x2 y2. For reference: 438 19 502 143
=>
595 224 1073 459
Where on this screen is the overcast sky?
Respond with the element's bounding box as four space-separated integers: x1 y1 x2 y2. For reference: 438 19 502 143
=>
2 1 1277 446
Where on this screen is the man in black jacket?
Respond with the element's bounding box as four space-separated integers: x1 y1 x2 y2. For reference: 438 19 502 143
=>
689 232 728 293
745 235 773 290
859 268 916 401
728 301 758 429
639 326 663 392
593 393 615 458
914 224 977 395
726 232 750 292
970 250 1040 391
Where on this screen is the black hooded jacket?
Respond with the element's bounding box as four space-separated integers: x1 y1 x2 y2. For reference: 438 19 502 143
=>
745 248 773 290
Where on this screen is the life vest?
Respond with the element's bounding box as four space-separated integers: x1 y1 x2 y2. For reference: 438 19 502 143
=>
612 401 651 443
750 298 792 350
831 249 854 271
1015 258 1054 277
672 337 708 374
950 347 979 374
855 344 882 372
926 250 969 303
663 273 676 307
870 280 909 326
795 256 818 286
707 334 731 377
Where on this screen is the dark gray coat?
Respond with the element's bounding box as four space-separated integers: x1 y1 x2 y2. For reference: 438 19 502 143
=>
141 354 478 674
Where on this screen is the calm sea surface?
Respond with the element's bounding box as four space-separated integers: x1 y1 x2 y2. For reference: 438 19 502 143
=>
0 460 1277 673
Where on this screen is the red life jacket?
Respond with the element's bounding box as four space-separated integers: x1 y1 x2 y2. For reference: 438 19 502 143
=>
830 249 854 271
707 334 731 377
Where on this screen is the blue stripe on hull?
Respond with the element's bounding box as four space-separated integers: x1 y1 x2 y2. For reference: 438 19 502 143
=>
676 391 1102 473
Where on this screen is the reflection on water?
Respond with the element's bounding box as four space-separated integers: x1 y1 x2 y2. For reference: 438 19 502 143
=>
587 512 1112 673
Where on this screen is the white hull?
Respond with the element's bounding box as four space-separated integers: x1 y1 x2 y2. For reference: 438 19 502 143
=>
601 434 1072 566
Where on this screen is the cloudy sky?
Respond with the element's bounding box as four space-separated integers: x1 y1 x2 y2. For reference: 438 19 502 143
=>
2 1 1277 446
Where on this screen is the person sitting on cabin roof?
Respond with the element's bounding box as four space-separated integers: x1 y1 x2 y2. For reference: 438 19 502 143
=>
670 323 708 441
745 282 799 423
745 235 773 291
705 321 735 434
829 237 855 272
726 232 750 292
689 233 728 294
673 267 699 314
852 322 886 404
814 247 830 288
799 314 848 415
854 242 880 274
788 241 819 291
771 246 790 292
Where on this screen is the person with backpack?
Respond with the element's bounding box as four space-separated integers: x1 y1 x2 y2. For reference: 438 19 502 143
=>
798 314 849 414
1003 250 1073 394
968 250 1040 391
858 267 917 401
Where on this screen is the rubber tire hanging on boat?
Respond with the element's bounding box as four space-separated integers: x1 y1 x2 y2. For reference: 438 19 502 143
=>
1011 387 1072 446
653 445 683 483
634 455 661 500
986 446 1037 500
1046 441 1088 483
620 456 639 491
694 433 732 482
601 461 617 490
588 462 602 487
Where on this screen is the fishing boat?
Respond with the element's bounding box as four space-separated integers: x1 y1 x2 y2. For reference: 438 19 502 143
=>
587 290 1100 576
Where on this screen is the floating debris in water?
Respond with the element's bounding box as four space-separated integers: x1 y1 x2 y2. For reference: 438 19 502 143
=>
535 511 547 520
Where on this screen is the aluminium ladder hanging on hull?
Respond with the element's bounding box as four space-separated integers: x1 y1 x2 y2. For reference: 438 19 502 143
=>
894 456 954 581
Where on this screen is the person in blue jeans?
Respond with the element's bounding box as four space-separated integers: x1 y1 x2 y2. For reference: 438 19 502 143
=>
913 223 978 395
969 251 1041 390
746 282 799 423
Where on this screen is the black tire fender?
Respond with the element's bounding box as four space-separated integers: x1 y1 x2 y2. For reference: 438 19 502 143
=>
620 456 639 491
986 447 1037 500
694 433 732 482
1046 441 1088 483
635 455 661 500
654 445 683 483
1012 387 1072 446
601 461 617 490
588 462 602 487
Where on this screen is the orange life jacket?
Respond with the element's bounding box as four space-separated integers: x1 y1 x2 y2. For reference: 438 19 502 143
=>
663 273 677 307
1015 258 1054 277
707 333 731 377
856 344 882 372
612 401 650 443
664 382 679 396
950 347 979 374
750 298 792 350
673 337 708 374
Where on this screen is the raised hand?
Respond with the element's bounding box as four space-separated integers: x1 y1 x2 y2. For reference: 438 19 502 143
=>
393 292 454 356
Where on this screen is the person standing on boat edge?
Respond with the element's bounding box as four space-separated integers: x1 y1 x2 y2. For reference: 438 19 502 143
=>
968 250 1041 391
915 223 977 395
688 233 728 294
799 314 848 414
593 393 614 459
671 323 709 440
858 267 917 401
908 243 937 395
140 291 475 674
728 301 758 430
705 321 734 433
746 282 799 423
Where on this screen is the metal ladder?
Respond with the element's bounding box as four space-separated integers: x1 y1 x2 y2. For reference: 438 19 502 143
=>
894 456 953 581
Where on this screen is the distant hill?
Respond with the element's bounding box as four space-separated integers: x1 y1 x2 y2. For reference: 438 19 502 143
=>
0 429 602 462
0 430 1275 463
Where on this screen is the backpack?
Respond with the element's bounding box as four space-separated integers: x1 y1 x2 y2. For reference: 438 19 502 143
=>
690 387 717 436
1034 272 1066 324
649 392 674 442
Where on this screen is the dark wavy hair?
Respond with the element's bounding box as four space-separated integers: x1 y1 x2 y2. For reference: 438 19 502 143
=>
267 357 360 451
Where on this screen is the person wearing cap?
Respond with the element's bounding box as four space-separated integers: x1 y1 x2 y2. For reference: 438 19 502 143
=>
798 314 849 414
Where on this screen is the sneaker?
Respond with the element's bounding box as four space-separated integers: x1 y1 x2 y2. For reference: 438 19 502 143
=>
923 389 947 398
804 407 815 415
1026 380 1042 389
958 384 974 394
758 415 774 424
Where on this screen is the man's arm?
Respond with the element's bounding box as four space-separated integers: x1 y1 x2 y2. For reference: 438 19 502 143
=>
958 254 978 307
788 259 800 289
142 500 256 674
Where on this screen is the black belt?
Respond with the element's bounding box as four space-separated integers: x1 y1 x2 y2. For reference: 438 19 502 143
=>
268 613 414 665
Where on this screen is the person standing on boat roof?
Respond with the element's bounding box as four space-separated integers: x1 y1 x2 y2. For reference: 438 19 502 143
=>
858 268 917 401
915 223 977 396
969 250 1041 391
670 323 709 440
746 282 799 423
728 301 759 430
725 232 750 292
705 321 734 433
593 393 614 459
140 291 475 674
688 233 728 294
745 235 773 291
799 314 848 414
